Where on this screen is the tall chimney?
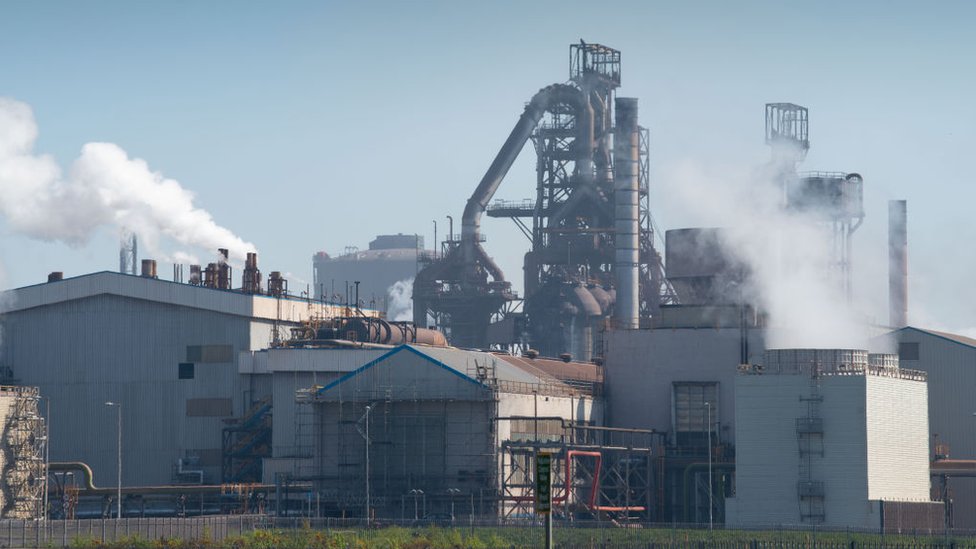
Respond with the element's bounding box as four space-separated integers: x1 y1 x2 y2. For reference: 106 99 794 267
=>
613 97 640 329
888 200 908 327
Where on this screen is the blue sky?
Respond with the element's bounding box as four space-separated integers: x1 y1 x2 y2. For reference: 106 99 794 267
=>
1 1 973 332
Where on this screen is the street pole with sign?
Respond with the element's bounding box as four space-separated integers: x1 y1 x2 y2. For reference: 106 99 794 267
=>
536 452 553 549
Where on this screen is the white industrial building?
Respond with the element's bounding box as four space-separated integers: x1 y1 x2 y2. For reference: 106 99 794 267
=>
0 271 370 488
726 349 941 530
877 326 976 529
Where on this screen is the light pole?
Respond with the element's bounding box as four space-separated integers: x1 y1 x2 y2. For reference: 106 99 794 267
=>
409 489 424 520
705 401 713 531
447 488 461 522
105 402 122 518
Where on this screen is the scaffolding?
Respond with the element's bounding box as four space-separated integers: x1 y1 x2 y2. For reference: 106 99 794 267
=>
0 386 45 519
289 350 649 521
498 422 657 522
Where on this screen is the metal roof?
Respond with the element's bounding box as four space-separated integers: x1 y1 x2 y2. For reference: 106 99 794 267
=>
2 270 378 322
896 326 976 350
309 345 596 398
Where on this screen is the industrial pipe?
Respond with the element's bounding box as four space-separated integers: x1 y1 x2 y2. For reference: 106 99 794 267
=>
461 84 590 282
613 97 640 329
47 462 274 496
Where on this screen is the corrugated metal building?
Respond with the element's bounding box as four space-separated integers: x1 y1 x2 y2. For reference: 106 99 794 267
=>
876 327 976 528
604 306 765 522
0 271 372 488
726 349 939 530
295 345 604 519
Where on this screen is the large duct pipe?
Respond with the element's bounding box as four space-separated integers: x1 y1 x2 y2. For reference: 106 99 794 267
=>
613 97 640 329
888 200 908 327
460 84 589 280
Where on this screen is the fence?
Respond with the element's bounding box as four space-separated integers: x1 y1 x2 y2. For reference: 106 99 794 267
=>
1 516 975 548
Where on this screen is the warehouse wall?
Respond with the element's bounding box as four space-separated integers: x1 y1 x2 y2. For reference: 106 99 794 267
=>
1 294 264 486
605 327 765 443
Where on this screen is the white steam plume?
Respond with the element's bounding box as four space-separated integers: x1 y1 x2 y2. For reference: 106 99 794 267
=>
386 278 414 321
0 98 255 262
660 156 870 349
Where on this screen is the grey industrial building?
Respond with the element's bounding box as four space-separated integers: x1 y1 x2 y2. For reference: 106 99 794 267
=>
312 234 426 313
0 271 369 489
248 345 608 518
877 327 976 529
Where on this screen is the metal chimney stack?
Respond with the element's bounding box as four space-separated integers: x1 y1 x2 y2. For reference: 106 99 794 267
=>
613 97 640 329
888 200 908 327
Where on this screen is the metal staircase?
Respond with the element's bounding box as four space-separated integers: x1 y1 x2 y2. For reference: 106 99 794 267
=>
222 399 272 483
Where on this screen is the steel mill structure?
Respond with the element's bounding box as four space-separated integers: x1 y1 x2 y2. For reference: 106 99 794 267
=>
413 41 674 359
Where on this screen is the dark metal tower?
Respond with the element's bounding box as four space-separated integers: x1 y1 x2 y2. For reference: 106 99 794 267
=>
414 42 672 356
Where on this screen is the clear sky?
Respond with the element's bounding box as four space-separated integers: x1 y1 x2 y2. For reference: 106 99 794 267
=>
1 1 973 332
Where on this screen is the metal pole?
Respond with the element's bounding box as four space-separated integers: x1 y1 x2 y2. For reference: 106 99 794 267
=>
105 402 122 519
545 512 552 549
706 402 712 531
365 405 371 525
43 397 50 521
432 220 437 260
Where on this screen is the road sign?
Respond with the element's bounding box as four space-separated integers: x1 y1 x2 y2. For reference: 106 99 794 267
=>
535 452 552 513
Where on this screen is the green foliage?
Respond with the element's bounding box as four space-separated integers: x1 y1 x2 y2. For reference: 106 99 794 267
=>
66 525 976 549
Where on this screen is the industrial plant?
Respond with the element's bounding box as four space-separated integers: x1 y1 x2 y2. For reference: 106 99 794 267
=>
0 40 972 535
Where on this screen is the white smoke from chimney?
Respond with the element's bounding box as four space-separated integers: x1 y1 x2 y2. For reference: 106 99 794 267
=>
0 98 255 261
386 277 414 321
659 157 869 349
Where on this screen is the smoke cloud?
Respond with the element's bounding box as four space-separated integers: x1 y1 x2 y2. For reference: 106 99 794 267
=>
659 154 870 349
386 277 414 321
0 98 255 262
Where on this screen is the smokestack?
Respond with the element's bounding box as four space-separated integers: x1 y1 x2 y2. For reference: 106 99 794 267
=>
140 259 157 278
888 200 908 327
216 248 231 290
613 97 640 329
242 252 261 294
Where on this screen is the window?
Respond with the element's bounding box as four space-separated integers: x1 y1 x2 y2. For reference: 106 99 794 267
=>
178 363 195 380
186 344 233 363
898 342 920 361
186 398 233 417
672 382 719 447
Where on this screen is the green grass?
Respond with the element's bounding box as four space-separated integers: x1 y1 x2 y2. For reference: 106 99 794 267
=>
67 525 976 549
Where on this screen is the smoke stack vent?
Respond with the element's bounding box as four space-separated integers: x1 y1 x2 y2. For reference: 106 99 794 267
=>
204 263 218 288
888 200 908 327
268 271 287 297
216 248 231 289
613 97 640 330
242 252 262 294
47 272 63 283
140 259 157 278
189 265 202 285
